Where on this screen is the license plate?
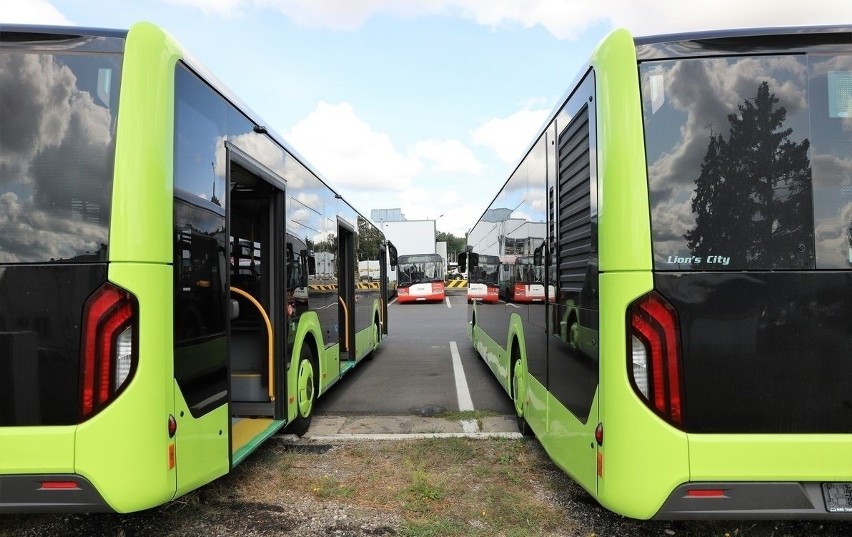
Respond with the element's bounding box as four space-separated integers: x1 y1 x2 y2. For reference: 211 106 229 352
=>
823 483 852 512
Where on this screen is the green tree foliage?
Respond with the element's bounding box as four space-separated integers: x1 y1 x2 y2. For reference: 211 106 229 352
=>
436 231 466 259
685 81 813 268
357 216 382 260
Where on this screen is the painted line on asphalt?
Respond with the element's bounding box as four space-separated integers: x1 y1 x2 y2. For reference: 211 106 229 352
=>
450 340 478 433
445 296 451 308
291 432 523 442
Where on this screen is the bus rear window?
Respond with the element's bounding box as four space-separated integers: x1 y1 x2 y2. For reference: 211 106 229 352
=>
641 54 852 271
0 50 120 263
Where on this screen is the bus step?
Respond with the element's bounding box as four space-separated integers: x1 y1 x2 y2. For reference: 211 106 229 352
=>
231 371 267 402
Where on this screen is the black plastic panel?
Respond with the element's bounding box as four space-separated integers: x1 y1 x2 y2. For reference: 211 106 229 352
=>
656 271 852 433
0 264 107 426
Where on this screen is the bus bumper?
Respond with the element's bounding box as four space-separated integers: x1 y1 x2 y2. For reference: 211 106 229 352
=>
0 474 113 513
654 482 852 520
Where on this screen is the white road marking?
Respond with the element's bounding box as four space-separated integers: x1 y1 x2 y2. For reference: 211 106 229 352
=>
445 296 451 308
293 432 523 441
450 340 478 433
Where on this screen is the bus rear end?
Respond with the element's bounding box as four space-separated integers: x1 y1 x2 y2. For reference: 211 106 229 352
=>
0 24 177 513
622 27 852 518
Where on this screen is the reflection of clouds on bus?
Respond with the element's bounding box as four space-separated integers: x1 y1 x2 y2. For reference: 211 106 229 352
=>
644 55 809 263
645 56 806 204
0 53 112 262
816 201 852 267
220 132 313 188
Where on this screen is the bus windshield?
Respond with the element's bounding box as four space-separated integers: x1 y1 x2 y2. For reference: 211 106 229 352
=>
397 254 443 284
0 48 121 263
470 255 499 284
514 256 543 282
641 53 851 271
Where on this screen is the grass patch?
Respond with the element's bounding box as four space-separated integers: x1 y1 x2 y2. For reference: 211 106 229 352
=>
214 437 569 536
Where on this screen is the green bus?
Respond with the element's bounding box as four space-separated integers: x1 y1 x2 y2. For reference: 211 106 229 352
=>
460 25 852 519
0 22 393 512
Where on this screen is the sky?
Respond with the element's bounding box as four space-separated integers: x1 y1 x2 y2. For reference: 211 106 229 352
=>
4 0 852 237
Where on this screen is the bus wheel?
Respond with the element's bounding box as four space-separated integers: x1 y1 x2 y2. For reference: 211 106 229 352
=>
290 344 316 437
511 347 532 436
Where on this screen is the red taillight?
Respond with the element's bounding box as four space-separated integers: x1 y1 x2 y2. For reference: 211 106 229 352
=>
39 481 80 490
515 284 525 296
80 283 137 420
432 282 444 293
628 292 683 426
686 489 726 498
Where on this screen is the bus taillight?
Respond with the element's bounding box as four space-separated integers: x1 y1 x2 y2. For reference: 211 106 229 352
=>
80 283 138 420
628 292 683 426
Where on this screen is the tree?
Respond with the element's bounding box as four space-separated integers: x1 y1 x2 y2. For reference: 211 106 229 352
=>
357 216 382 260
436 231 466 261
685 81 813 269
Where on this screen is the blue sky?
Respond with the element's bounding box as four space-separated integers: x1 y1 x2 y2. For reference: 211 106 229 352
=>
5 0 852 236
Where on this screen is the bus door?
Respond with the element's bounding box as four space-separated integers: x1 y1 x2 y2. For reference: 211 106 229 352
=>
337 220 356 366
227 148 287 421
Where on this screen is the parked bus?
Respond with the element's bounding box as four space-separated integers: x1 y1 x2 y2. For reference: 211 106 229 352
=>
462 25 852 519
466 254 500 303
396 253 445 303
0 22 392 513
506 255 549 303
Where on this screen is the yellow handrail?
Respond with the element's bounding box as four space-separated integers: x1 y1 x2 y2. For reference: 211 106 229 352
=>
338 295 349 352
230 286 274 401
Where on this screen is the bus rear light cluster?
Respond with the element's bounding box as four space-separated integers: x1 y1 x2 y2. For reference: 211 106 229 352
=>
628 292 684 426
431 282 444 293
79 283 138 420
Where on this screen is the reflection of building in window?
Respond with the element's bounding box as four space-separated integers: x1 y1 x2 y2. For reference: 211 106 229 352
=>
314 251 335 277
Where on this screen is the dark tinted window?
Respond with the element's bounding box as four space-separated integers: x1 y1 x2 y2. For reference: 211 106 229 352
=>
642 55 818 270
174 64 227 211
173 64 230 416
0 50 120 263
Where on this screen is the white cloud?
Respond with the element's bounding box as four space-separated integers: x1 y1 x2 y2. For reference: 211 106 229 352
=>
472 108 549 164
160 0 247 17
0 0 72 25
160 0 852 40
285 101 421 190
413 139 484 175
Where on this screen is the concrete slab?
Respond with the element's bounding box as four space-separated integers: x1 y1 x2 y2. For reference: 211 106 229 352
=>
299 414 521 441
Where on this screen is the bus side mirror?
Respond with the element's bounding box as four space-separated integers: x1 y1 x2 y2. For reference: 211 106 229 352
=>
458 252 467 272
389 243 398 269
469 253 479 269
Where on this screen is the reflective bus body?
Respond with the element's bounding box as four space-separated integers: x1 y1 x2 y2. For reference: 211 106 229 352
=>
0 23 390 513
464 26 852 519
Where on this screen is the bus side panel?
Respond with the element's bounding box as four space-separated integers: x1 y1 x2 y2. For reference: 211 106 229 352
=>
75 264 175 513
522 371 548 439
352 300 381 361
471 316 510 394
540 392 599 497
110 22 181 265
596 271 688 519
173 386 229 498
